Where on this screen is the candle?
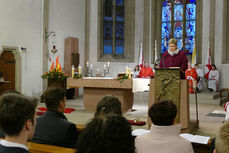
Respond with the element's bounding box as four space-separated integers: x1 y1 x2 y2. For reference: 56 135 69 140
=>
78 66 81 75
125 66 129 76
104 64 106 70
108 61 110 67
90 64 93 70
72 65 75 78
128 68 132 79
87 61 89 67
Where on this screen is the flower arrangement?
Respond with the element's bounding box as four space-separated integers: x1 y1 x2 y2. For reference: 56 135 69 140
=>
41 56 68 81
117 75 128 83
73 73 82 79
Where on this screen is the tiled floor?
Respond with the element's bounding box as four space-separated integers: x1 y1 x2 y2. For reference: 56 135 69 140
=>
37 92 225 138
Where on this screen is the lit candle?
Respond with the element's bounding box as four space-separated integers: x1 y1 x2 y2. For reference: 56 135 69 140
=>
128 68 132 79
72 65 75 78
90 64 93 70
108 61 110 67
104 64 106 70
78 66 81 75
87 61 89 67
125 66 129 76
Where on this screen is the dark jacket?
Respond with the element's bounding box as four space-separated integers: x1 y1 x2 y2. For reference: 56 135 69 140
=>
0 144 29 153
32 110 78 148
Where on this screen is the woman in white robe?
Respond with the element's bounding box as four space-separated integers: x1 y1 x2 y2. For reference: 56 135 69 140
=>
208 64 219 92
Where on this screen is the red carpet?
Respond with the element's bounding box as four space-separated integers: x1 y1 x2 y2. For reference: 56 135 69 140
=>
37 107 75 116
128 120 146 126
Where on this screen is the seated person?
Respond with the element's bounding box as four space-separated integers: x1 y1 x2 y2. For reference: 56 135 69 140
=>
95 95 122 117
135 100 194 153
138 61 154 78
208 64 219 92
194 64 206 91
185 63 197 93
0 93 37 153
32 88 78 148
77 114 135 153
214 121 229 153
133 65 140 78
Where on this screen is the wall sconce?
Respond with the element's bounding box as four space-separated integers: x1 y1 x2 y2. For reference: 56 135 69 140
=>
45 29 58 54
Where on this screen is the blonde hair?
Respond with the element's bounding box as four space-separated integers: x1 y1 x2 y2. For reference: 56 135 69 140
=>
168 38 177 46
215 121 229 153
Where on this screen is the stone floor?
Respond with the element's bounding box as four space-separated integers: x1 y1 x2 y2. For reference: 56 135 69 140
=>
37 91 225 138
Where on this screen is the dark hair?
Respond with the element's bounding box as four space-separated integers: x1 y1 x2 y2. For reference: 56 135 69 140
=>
0 93 37 136
211 64 217 70
194 63 199 67
44 88 66 110
148 100 177 126
2 90 21 95
95 95 122 117
77 115 135 153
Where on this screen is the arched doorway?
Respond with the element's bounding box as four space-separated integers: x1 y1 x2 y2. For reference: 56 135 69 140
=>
0 51 15 94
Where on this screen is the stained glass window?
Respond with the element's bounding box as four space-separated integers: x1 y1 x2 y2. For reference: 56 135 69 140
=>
161 0 196 55
103 0 125 55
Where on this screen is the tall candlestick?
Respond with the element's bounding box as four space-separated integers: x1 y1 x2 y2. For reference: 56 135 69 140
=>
90 64 93 70
128 68 132 79
104 64 106 70
87 61 89 67
125 66 129 76
78 66 81 75
72 65 75 78
108 61 110 67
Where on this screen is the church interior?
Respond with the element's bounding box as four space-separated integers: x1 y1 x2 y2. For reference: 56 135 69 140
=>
0 0 229 152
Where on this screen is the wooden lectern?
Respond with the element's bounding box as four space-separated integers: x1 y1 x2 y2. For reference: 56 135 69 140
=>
148 68 189 132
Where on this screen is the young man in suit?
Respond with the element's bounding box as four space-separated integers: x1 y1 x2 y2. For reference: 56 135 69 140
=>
32 88 78 148
0 93 37 153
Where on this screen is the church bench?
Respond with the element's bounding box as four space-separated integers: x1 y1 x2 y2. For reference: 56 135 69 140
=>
27 142 76 153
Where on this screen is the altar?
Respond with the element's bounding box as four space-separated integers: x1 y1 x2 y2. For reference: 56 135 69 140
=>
67 77 133 113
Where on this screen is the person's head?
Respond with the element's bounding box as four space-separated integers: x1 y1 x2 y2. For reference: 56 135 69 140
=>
211 64 217 70
168 38 178 52
43 88 66 113
95 95 122 117
134 65 139 71
0 93 37 140
148 100 177 126
2 90 21 95
77 114 134 153
188 63 192 69
194 63 199 70
144 61 149 68
214 121 229 153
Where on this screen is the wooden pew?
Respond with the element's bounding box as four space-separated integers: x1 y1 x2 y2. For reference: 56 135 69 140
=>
27 142 76 153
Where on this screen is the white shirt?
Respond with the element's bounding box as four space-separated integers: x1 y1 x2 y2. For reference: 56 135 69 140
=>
0 140 28 151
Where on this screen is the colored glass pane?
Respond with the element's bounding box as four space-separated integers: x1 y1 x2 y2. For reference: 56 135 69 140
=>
104 40 113 54
161 22 171 38
186 21 195 37
104 22 113 39
186 0 195 3
115 23 124 39
115 40 124 55
161 38 169 54
174 5 183 21
176 39 183 51
162 0 172 5
104 0 113 21
162 5 171 22
186 3 196 20
174 0 183 4
174 21 183 38
116 0 124 22
185 37 194 54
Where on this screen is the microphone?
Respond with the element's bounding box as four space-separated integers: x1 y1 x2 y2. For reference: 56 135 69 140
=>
161 54 169 68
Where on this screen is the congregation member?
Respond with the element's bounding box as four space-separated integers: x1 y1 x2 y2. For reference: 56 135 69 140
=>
135 100 194 153
32 88 78 148
138 61 154 78
94 95 122 117
214 121 229 153
159 38 188 79
77 114 135 153
194 64 206 91
208 64 219 92
0 93 37 153
185 63 197 93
